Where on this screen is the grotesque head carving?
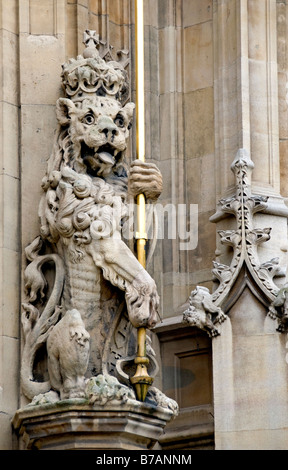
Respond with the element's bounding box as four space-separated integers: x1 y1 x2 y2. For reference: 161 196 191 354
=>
55 96 135 178
44 29 134 185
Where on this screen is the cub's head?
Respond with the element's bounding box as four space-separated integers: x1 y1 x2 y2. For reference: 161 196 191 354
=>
56 96 135 178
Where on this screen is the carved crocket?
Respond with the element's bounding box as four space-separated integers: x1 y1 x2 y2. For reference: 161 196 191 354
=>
21 32 163 401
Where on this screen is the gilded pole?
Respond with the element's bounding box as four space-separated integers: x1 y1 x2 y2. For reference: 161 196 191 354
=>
130 0 154 402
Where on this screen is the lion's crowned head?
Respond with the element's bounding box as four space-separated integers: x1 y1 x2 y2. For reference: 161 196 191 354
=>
45 29 134 183
55 96 134 178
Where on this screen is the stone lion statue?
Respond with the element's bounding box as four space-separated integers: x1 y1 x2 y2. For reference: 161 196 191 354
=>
21 31 163 402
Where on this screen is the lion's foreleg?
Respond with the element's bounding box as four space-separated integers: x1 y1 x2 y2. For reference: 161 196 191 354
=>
86 239 159 329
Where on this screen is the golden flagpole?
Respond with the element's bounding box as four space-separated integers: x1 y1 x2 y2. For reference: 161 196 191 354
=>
130 0 153 402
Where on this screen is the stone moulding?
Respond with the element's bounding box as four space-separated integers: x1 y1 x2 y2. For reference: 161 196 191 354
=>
12 400 174 450
183 149 288 336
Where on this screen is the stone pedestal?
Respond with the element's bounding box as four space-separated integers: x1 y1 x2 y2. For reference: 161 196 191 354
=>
12 399 174 450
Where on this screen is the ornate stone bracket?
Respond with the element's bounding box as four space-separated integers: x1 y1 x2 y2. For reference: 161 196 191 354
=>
12 393 175 450
183 149 288 335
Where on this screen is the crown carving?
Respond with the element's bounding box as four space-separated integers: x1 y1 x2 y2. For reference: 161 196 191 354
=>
61 30 128 103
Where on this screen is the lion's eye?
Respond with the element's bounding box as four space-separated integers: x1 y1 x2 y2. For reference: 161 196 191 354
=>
114 115 125 128
83 114 95 125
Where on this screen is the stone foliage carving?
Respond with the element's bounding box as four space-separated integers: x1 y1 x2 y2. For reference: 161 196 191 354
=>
27 373 178 416
211 150 281 305
20 31 176 412
184 149 286 335
85 374 136 405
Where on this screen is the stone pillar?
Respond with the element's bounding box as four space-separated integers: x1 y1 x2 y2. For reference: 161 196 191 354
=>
214 0 280 198
213 0 251 198
277 0 288 200
211 0 288 450
248 0 280 195
0 0 20 449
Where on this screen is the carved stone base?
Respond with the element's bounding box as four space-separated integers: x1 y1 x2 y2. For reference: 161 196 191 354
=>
12 400 174 450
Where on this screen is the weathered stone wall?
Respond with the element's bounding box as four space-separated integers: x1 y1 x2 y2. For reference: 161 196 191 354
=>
147 0 216 318
1 0 288 450
0 0 20 450
278 0 288 198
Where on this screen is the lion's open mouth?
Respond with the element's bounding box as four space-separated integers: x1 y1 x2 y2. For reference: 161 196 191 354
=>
81 142 122 177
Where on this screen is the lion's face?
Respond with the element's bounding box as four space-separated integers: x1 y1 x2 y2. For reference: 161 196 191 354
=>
56 96 135 177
